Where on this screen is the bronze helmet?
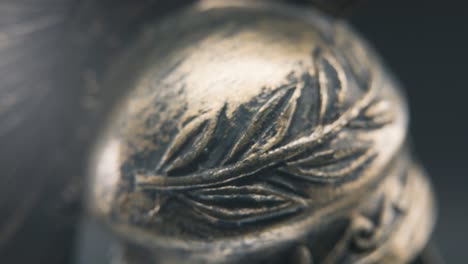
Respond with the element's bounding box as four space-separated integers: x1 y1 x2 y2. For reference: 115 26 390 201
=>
88 2 435 263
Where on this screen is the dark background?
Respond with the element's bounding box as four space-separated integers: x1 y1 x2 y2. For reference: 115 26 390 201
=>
0 0 466 263
353 1 468 262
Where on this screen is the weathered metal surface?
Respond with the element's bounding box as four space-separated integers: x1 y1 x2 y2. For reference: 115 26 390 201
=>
87 1 435 263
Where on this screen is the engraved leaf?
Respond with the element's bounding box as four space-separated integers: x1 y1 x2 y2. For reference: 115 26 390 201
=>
157 110 218 174
135 45 395 227
314 49 347 123
136 59 383 190
348 99 394 129
180 183 307 225
279 140 376 183
224 83 300 163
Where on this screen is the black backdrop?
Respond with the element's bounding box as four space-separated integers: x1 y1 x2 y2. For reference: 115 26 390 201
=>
0 0 466 263
353 1 468 262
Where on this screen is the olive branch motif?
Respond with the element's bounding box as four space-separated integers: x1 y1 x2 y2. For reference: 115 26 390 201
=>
134 50 394 225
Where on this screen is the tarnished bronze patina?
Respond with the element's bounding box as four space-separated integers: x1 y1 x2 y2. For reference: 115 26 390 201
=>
88 1 436 263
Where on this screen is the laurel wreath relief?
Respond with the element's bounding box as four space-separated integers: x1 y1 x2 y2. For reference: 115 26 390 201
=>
133 49 394 225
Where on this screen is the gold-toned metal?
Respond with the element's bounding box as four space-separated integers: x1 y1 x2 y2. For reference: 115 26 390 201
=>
88 1 436 263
